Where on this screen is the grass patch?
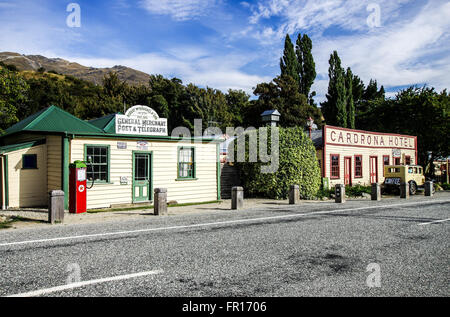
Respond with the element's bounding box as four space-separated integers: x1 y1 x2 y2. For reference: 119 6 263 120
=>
87 200 222 214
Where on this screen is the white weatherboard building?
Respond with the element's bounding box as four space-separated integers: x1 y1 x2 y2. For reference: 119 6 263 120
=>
0 105 221 210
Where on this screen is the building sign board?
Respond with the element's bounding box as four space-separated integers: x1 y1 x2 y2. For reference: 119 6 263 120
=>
117 142 127 149
120 176 128 185
392 149 401 158
137 141 149 151
326 126 415 149
115 105 168 136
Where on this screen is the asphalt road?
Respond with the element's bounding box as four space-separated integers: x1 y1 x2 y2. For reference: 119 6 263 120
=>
0 193 449 297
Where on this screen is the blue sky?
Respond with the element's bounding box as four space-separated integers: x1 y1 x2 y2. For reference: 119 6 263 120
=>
1 0 449 102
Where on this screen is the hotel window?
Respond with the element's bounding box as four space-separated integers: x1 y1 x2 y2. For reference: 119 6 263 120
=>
405 155 411 165
394 157 401 165
178 147 195 179
354 155 363 178
85 145 110 182
330 154 340 179
383 155 390 176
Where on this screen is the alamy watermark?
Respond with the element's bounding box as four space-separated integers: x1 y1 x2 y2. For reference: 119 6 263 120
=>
366 263 381 288
171 119 280 174
66 3 81 28
66 263 81 284
367 3 381 28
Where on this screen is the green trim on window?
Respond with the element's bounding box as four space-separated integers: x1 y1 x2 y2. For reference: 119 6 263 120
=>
83 144 111 183
3 155 9 208
177 146 196 179
22 154 38 169
175 178 198 181
216 143 221 200
62 137 70 210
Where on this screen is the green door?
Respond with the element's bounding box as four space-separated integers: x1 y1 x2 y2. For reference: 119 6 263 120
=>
133 152 152 202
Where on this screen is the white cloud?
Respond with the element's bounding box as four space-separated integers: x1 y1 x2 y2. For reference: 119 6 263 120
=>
310 0 450 102
68 51 271 93
139 0 217 21
240 0 450 102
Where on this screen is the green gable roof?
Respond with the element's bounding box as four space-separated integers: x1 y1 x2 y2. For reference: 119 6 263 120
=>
89 113 117 134
2 105 104 137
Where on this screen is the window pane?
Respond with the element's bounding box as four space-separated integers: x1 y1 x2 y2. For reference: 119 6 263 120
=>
86 146 109 182
23 155 37 169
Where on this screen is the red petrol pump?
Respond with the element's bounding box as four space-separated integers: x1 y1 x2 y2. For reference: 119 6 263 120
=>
69 160 87 214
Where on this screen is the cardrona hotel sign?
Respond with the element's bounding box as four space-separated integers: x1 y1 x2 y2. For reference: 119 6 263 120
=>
325 126 416 149
115 105 168 136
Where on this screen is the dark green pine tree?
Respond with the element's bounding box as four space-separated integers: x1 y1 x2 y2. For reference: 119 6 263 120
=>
345 68 355 129
295 33 316 101
321 51 347 127
280 34 300 83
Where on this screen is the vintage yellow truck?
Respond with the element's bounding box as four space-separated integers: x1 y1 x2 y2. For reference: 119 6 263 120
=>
383 165 433 195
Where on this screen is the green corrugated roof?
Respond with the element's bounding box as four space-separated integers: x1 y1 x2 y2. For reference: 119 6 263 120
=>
0 139 46 154
89 113 117 134
2 105 104 137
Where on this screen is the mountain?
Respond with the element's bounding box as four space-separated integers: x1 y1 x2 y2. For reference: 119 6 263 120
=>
0 52 151 86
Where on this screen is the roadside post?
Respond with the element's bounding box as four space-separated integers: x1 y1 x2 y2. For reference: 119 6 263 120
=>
400 183 409 199
48 190 65 224
335 184 345 203
289 185 300 205
231 186 244 210
371 183 381 201
154 188 168 215
424 181 434 197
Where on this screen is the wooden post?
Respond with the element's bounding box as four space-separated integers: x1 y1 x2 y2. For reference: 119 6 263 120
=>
231 186 244 210
289 185 300 205
154 188 167 215
48 190 65 224
335 184 345 203
371 183 381 201
400 183 409 199
425 181 433 197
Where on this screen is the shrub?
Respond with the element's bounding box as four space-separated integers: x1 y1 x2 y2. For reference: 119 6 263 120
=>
235 126 321 199
345 184 371 197
316 188 333 199
441 183 450 190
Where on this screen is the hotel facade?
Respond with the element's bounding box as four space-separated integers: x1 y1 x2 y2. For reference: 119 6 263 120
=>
313 125 418 188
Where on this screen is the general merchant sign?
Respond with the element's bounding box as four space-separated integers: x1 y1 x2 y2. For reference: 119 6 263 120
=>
325 126 416 149
115 105 168 136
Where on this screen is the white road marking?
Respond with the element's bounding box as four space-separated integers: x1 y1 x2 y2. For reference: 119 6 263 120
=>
1 199 449 247
6 269 163 297
418 218 450 226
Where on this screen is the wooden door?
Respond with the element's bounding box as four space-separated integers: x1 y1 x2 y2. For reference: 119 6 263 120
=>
133 152 152 202
370 156 378 184
344 157 352 186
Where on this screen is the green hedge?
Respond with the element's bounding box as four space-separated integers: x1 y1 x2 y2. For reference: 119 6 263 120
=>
235 126 321 199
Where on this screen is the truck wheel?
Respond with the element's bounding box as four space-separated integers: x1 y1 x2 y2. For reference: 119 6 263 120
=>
409 181 417 195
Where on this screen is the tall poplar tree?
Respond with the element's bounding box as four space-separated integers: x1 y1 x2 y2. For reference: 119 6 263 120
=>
295 33 316 101
345 68 355 129
280 34 300 83
321 51 347 127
